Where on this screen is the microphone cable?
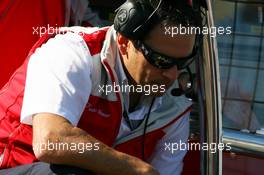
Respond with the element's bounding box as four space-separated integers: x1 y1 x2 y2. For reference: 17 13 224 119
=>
141 97 156 161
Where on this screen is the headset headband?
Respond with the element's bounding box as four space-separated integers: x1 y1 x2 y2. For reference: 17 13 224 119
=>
114 0 162 39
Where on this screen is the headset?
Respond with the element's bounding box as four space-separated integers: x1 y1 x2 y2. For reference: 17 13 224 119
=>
114 0 203 160
114 0 201 96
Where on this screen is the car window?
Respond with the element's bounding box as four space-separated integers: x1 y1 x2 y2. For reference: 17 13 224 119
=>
214 0 264 133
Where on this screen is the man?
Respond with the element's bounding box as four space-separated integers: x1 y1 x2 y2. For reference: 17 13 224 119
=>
0 0 201 174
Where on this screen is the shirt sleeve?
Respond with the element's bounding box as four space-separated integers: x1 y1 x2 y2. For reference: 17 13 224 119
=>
21 32 93 126
148 112 190 175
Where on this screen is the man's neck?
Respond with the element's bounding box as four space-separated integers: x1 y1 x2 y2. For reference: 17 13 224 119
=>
128 92 143 113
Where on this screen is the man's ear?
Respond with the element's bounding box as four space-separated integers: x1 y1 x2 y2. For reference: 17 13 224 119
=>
117 33 129 55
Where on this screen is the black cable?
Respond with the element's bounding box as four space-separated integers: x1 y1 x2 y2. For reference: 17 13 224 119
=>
141 97 156 161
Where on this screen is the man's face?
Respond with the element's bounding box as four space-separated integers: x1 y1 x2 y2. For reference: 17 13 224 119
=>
118 23 196 96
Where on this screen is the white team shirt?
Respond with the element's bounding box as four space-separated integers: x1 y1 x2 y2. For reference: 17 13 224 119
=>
21 30 189 175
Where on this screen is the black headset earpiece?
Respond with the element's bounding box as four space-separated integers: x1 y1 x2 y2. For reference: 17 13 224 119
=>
114 0 160 40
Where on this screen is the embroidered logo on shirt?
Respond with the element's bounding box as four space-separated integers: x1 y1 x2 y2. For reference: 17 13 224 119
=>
86 103 111 118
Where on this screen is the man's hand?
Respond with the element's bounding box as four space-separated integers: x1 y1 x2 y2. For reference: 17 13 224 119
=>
32 113 160 175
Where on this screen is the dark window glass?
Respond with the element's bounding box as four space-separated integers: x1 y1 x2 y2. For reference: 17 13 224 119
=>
215 0 264 132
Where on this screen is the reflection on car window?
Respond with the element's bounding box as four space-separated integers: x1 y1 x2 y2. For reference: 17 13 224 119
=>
214 0 264 132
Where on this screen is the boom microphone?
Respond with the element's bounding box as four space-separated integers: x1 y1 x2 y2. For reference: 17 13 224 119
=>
171 66 194 97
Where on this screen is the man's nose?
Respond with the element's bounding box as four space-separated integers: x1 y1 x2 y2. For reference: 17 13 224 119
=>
162 65 179 81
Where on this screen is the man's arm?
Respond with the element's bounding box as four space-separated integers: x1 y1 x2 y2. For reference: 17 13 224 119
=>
32 113 160 175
